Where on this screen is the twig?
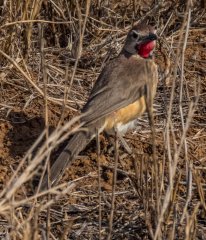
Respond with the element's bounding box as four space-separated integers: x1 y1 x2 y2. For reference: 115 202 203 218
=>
96 128 102 240
107 129 119 240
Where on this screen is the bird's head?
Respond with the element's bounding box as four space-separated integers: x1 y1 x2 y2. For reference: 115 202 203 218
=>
123 23 157 58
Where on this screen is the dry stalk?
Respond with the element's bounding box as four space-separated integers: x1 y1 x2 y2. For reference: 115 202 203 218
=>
96 128 102 239
107 129 119 240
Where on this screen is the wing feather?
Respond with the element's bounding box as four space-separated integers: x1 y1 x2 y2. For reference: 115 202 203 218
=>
82 55 157 125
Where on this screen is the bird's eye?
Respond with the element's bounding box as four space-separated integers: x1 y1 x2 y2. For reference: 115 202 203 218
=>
132 31 138 39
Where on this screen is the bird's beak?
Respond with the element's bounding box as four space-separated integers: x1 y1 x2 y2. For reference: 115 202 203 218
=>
139 32 157 43
148 32 157 41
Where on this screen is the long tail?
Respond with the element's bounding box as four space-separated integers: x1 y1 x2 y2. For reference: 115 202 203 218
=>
41 130 93 189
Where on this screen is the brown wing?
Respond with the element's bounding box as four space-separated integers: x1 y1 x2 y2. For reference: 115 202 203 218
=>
82 55 158 125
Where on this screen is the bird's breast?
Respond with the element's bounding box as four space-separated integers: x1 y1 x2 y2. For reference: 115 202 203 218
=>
104 96 146 134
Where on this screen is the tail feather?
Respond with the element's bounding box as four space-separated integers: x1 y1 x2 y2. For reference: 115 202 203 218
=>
41 131 92 189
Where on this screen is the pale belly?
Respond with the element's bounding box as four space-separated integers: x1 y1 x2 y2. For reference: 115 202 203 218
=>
116 119 138 134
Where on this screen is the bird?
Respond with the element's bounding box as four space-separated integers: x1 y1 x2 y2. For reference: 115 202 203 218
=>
41 23 158 189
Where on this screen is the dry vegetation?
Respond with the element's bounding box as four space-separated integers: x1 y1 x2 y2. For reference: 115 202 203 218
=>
0 0 206 239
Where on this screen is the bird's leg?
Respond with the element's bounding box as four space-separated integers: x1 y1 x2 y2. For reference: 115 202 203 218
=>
116 131 133 155
104 131 133 156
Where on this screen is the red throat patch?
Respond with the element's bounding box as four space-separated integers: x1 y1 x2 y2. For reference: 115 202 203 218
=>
138 40 156 58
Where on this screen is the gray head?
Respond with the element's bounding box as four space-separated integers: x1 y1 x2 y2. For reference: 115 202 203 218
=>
123 23 157 57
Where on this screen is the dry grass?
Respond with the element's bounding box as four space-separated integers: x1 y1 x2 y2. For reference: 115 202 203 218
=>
0 0 206 239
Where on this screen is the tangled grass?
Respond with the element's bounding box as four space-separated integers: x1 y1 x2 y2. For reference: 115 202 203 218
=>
0 0 206 239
